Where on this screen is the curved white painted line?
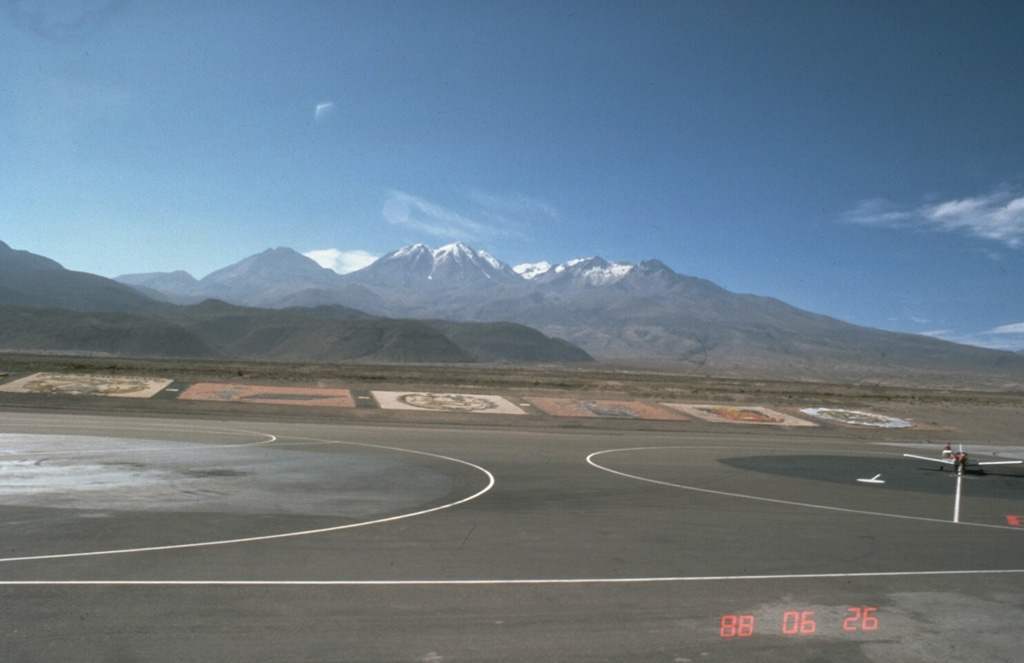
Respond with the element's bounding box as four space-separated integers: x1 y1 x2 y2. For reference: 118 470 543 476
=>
0 420 280 456
587 446 1024 532
0 432 495 564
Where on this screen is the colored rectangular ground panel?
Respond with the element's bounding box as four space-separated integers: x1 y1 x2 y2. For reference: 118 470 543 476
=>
180 383 355 407
661 403 817 426
526 397 687 420
372 391 526 415
799 408 913 428
0 373 173 398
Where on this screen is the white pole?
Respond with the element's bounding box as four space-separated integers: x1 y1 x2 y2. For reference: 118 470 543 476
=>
953 468 963 524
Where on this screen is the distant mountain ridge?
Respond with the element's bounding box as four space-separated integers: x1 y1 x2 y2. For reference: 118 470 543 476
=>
1 240 163 314
0 240 64 272
115 242 661 300
3 238 1022 383
110 242 1024 385
116 247 345 305
0 241 592 364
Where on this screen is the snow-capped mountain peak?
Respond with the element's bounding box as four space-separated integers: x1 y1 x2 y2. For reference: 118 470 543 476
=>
432 242 507 276
434 241 472 256
430 242 514 281
533 256 636 286
387 243 432 260
513 261 552 280
349 242 520 287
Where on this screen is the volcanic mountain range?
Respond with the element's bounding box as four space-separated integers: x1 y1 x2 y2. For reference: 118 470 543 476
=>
2 239 1022 384
0 241 589 364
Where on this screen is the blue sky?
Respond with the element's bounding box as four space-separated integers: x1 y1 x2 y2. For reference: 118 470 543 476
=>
2 1 1023 350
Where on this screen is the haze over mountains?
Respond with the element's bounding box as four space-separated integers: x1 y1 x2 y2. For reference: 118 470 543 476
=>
110 241 1024 384
3 238 1023 385
0 240 591 365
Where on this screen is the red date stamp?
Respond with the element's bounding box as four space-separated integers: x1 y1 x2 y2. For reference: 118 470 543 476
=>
720 607 879 638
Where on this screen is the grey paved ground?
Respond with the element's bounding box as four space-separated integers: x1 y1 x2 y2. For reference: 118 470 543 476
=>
1 407 1023 662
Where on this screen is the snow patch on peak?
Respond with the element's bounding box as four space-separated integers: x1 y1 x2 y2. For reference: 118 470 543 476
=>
432 243 504 275
475 249 503 271
556 257 598 273
437 241 471 251
433 242 475 261
391 243 431 259
581 263 634 286
366 241 520 285
605 262 635 278
549 257 635 285
514 262 552 279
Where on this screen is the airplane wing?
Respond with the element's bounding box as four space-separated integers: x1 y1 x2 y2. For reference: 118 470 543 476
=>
977 460 1024 466
903 453 954 465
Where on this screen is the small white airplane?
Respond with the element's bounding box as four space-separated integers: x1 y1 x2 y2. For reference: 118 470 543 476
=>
904 445 1024 476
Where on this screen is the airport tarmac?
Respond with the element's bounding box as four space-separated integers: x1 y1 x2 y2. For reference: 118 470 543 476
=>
1 403 1023 662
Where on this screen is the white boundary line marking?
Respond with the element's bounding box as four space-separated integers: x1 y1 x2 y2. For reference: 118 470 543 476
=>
4 422 1020 587
0 418 281 456
0 430 495 564
586 446 1024 532
2 568 1024 586
954 469 963 524
0 431 278 457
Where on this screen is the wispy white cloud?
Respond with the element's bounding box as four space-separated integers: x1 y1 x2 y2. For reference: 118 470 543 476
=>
843 186 1024 248
842 199 916 226
918 329 955 340
382 189 557 241
922 323 1024 352
992 322 1024 335
382 191 493 239
304 248 378 274
467 191 560 222
314 101 335 122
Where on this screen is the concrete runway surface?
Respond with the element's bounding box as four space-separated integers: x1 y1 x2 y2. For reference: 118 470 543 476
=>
1 409 1023 662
